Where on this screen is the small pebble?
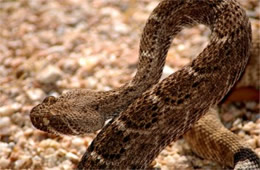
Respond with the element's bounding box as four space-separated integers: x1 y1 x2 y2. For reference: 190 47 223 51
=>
66 152 79 163
246 138 257 148
39 139 60 149
72 138 84 147
243 121 255 131
0 103 21 116
0 1 258 169
26 88 45 101
36 65 62 84
14 159 26 169
0 117 11 128
0 157 10 168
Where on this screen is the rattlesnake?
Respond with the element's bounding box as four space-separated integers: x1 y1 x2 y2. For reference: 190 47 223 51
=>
30 0 260 169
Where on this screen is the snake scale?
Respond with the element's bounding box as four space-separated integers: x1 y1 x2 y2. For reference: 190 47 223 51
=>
30 0 260 169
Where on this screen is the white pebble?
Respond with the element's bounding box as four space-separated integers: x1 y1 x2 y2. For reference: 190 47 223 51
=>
60 160 73 169
161 65 176 80
36 65 62 84
26 88 45 101
0 117 11 128
72 138 84 147
66 152 79 162
14 159 26 169
114 22 129 34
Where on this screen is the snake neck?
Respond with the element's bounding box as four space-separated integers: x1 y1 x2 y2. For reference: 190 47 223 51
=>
100 0 252 119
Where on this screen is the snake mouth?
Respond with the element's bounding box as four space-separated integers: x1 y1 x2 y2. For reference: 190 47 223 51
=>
30 96 58 133
30 104 76 135
30 104 51 132
30 95 83 135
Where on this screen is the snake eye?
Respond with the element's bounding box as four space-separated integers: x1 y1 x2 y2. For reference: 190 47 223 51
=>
42 96 57 105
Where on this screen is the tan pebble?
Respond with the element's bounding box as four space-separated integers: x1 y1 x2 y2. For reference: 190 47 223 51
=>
57 149 67 157
160 165 170 170
0 104 20 116
178 155 189 163
24 128 33 137
160 149 169 156
70 149 78 155
26 88 45 101
251 129 260 135
0 126 12 135
36 65 62 84
233 119 242 127
21 155 32 169
158 158 168 166
11 113 26 126
66 152 79 163
14 159 26 169
243 121 255 131
14 131 24 141
31 156 42 168
39 139 60 149
0 117 11 128
45 148 56 155
247 138 257 148
237 131 246 138
78 57 99 71
165 155 177 166
0 157 10 168
0 147 12 157
42 154 58 167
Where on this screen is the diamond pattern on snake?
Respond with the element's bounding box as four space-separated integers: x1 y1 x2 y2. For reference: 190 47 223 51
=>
30 0 260 169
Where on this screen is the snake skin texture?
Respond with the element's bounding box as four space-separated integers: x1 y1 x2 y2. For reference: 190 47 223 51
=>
184 25 260 169
30 0 259 169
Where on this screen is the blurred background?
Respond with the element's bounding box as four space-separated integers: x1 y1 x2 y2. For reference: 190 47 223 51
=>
0 0 259 169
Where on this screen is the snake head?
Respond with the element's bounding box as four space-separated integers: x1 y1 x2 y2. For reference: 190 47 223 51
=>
30 90 105 135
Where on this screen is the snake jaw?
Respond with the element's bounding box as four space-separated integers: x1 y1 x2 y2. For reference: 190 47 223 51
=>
30 103 52 133
30 92 106 135
30 96 60 133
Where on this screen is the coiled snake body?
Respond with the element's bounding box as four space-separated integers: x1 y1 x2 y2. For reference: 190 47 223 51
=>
30 0 260 169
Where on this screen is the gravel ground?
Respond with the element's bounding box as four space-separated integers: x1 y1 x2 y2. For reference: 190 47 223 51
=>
0 0 259 169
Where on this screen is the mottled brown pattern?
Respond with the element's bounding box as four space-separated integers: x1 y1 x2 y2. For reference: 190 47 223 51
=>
184 26 260 169
30 0 259 169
